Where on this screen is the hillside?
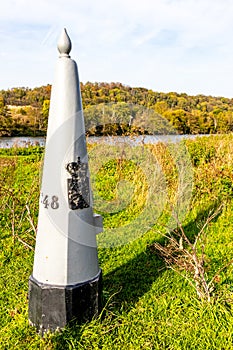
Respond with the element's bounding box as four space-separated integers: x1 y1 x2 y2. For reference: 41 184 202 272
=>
1 82 233 136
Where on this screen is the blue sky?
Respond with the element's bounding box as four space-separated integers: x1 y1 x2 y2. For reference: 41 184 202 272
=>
1 0 233 97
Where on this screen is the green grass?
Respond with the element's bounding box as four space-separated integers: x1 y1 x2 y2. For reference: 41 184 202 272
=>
1 135 233 349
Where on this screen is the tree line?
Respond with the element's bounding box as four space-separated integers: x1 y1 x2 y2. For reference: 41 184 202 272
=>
1 82 233 136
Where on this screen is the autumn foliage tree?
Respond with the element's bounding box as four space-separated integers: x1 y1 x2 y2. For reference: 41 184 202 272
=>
1 82 233 136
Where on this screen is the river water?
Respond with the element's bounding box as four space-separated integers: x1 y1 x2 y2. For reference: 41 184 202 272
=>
0 134 209 149
0 136 46 148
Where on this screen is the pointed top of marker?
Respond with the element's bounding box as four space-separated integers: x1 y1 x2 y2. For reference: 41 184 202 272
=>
57 28 72 57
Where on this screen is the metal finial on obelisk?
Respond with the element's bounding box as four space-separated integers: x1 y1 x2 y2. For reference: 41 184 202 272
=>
57 28 72 57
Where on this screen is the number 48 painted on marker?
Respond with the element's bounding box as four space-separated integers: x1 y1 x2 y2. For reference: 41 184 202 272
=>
41 194 59 209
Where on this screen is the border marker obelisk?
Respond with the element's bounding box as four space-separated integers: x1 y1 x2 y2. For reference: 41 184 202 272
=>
28 28 102 334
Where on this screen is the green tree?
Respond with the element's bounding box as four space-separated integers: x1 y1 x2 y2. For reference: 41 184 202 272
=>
0 94 13 136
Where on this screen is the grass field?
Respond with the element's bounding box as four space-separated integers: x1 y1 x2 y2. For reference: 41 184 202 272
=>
1 135 233 349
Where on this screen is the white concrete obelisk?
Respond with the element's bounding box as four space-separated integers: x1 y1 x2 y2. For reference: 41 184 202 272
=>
28 28 102 334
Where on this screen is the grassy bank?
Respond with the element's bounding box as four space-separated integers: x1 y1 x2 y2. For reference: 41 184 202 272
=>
1 135 233 349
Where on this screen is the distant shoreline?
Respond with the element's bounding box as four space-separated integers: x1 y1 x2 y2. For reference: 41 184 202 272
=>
0 134 214 149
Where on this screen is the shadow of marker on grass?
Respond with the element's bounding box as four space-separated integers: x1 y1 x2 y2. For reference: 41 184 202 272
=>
101 200 223 312
102 244 166 310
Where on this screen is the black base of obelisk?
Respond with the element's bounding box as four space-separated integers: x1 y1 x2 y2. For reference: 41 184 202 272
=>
28 270 102 334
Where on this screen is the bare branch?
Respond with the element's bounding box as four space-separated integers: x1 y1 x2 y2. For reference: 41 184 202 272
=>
26 204 37 235
208 258 233 290
193 204 223 249
16 236 34 250
152 203 231 302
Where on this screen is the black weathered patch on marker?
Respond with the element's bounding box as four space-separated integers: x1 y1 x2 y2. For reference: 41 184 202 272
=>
28 270 102 334
66 157 90 209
